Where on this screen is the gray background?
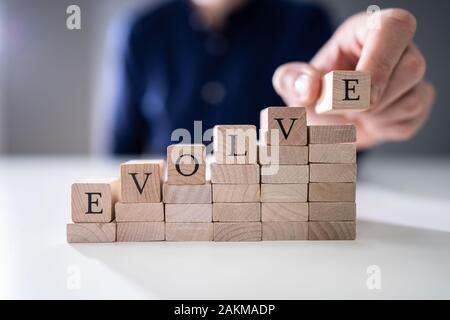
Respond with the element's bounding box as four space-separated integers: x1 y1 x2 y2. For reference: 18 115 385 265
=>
0 0 448 155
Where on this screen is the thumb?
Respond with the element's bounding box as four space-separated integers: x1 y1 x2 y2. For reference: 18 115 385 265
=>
272 62 322 107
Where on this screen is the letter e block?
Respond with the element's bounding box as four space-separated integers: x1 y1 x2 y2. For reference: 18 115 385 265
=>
167 144 206 185
213 125 257 164
121 160 164 203
260 106 307 145
71 178 120 223
315 71 370 114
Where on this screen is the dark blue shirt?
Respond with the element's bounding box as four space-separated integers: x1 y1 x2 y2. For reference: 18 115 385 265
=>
111 0 332 155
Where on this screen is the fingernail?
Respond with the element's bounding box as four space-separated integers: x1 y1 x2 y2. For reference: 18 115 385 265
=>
282 73 296 90
294 74 312 97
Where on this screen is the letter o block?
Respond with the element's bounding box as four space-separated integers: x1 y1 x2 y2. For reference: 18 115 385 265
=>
167 144 206 185
71 179 120 223
315 71 371 114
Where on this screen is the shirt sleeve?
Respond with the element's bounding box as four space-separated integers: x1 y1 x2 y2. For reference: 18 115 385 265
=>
110 19 149 155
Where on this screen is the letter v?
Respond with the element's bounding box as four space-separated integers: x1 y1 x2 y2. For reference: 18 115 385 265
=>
128 173 152 194
274 118 297 139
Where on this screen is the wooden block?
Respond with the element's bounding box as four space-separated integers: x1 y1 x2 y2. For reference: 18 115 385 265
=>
261 184 308 203
121 160 164 203
261 165 309 184
213 203 260 222
67 223 116 243
117 222 165 242
309 183 356 202
309 221 356 240
212 184 260 203
261 203 308 222
71 178 120 223
115 202 164 222
167 144 206 185
163 183 212 204
309 144 356 163
260 106 307 145
166 223 213 241
165 204 212 222
309 202 356 221
258 145 308 165
211 164 259 184
315 71 370 114
214 222 262 241
262 222 308 240
308 125 356 144
310 164 357 182
213 125 257 164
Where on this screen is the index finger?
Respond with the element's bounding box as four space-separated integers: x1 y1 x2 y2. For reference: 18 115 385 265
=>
356 9 417 105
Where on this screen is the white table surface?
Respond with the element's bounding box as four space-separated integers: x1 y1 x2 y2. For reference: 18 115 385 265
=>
0 156 449 299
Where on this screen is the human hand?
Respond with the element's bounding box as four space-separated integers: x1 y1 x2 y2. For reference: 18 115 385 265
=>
273 9 435 150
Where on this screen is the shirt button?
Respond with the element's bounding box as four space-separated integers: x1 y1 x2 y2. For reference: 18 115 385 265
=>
201 81 226 105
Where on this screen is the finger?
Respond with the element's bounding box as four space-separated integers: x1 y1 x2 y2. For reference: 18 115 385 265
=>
364 81 435 141
356 9 417 105
366 81 431 125
272 62 322 107
370 43 426 115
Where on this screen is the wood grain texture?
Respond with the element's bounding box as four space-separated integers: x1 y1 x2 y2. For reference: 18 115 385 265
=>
309 202 356 221
310 164 357 182
67 223 116 243
121 160 165 203
309 144 356 164
211 164 260 184
315 71 370 114
167 144 206 185
212 184 260 203
262 222 308 240
261 165 309 184
115 202 164 222
308 221 356 240
214 222 262 241
261 184 308 203
261 203 308 221
117 222 165 242
165 223 213 241
258 145 308 165
213 125 257 164
213 203 261 222
165 204 212 222
309 183 356 202
308 125 356 144
71 178 120 223
163 183 212 204
260 106 307 146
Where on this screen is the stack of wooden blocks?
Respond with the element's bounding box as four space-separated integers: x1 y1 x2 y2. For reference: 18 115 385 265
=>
67 70 369 243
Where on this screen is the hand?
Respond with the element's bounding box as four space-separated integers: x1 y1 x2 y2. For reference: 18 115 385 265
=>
273 9 435 150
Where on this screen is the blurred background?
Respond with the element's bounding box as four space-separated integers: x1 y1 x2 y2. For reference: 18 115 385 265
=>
0 0 448 156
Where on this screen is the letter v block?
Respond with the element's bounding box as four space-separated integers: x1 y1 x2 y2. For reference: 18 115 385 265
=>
315 71 371 114
167 144 206 185
260 106 307 145
71 178 120 223
214 125 257 164
121 160 165 203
